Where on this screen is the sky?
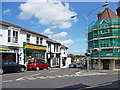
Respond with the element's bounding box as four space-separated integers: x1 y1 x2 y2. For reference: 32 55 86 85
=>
1 0 119 55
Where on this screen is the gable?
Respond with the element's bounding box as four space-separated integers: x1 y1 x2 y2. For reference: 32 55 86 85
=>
100 19 108 24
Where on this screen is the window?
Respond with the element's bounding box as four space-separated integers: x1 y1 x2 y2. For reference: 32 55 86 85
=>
56 45 58 52
12 31 18 43
8 30 11 42
40 38 43 45
9 61 17 65
3 60 9 65
27 34 30 43
48 43 50 52
36 37 39 44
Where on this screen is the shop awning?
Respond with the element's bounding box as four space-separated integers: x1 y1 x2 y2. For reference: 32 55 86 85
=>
0 48 10 50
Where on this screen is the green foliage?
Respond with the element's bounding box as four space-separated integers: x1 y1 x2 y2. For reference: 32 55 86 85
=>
68 54 85 62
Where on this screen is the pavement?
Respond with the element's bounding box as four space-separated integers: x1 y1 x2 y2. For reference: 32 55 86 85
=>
75 69 119 76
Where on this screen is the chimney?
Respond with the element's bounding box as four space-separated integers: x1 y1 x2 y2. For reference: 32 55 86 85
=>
97 12 102 20
116 7 120 17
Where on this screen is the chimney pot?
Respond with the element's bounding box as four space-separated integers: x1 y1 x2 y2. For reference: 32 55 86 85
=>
97 12 102 20
116 7 120 17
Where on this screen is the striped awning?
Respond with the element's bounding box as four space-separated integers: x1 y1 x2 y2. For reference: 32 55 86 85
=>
0 48 10 50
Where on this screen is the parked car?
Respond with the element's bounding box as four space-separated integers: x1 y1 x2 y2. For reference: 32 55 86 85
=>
76 63 82 69
69 63 76 68
0 60 26 74
27 59 50 71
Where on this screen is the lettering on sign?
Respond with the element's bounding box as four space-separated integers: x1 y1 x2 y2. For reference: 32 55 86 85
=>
25 44 46 50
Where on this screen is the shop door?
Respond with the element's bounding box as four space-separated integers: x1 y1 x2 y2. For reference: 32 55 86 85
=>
103 60 109 70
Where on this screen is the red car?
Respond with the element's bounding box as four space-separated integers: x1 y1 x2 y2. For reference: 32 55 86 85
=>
27 59 50 71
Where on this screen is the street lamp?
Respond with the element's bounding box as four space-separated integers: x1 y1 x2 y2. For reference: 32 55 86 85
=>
71 3 108 72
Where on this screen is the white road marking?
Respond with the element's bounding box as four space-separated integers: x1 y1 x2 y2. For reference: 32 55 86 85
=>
31 73 41 76
3 80 13 83
55 75 64 78
36 76 47 79
47 76 56 79
16 77 25 81
81 83 113 89
25 77 36 80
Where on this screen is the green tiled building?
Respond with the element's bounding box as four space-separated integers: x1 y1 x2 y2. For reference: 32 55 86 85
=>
88 6 120 70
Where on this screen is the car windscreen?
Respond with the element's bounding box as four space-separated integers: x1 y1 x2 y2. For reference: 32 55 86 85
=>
36 60 45 63
28 60 35 64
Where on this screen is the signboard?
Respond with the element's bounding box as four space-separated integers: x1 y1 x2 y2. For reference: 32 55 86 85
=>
62 57 67 60
25 44 46 51
106 53 113 56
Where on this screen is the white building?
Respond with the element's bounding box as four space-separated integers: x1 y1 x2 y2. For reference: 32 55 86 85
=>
0 20 48 66
60 45 71 68
0 20 70 68
46 39 61 68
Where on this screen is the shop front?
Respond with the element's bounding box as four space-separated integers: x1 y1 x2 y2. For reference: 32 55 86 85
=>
0 46 19 63
23 43 46 66
62 57 67 66
47 53 60 67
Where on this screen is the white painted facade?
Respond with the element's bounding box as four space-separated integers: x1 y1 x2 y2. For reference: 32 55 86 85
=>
0 21 69 68
0 21 48 66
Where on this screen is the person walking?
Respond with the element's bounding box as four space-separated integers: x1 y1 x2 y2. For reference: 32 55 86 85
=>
82 61 85 70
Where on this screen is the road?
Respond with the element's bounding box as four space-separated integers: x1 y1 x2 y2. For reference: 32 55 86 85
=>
1 68 120 89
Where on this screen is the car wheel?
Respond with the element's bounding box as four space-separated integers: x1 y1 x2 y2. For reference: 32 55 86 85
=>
47 66 50 70
20 67 25 72
36 67 39 71
0 68 3 74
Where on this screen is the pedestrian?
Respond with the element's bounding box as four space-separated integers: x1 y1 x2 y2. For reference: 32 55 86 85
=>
82 61 85 70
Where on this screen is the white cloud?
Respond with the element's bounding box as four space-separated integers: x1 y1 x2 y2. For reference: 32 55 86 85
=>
73 50 86 55
18 0 77 29
49 32 67 39
50 26 57 29
60 39 74 46
3 9 12 14
43 28 53 34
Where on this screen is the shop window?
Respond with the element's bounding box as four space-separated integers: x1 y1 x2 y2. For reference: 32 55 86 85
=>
36 37 39 44
40 38 43 45
27 34 30 43
8 30 11 42
12 31 18 43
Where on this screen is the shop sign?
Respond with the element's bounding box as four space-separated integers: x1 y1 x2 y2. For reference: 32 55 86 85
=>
62 57 67 60
10 49 14 52
25 44 46 50
14 49 19 52
0 48 10 52
106 53 113 56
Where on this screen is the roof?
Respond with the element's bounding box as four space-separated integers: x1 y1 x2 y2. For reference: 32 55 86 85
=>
47 38 61 45
61 45 68 49
0 20 48 38
98 7 118 20
88 21 97 32
88 17 120 32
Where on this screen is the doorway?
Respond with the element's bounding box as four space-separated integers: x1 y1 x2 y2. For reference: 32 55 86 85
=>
103 60 109 70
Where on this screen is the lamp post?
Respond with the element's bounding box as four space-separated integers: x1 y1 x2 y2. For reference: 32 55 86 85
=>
71 3 108 72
